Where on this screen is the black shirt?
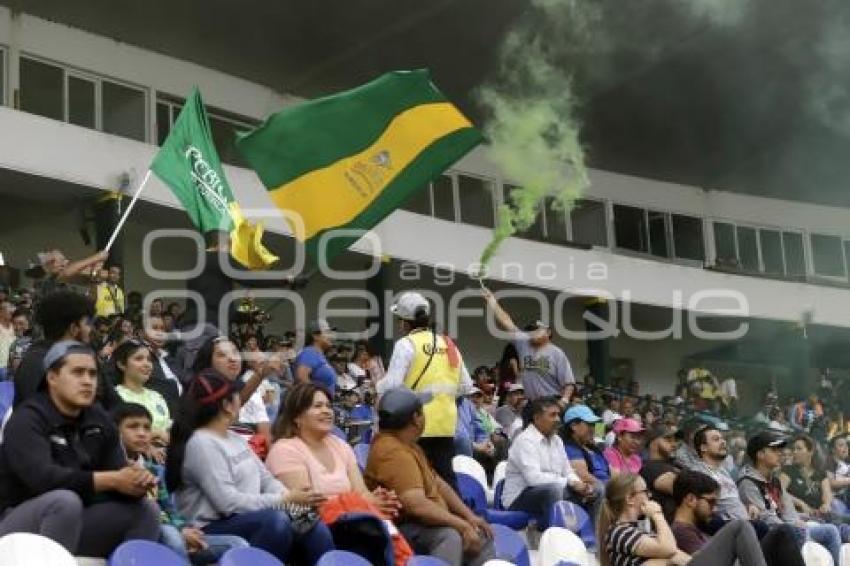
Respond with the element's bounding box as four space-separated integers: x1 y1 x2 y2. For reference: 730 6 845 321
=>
0 392 127 510
782 464 826 509
641 458 680 522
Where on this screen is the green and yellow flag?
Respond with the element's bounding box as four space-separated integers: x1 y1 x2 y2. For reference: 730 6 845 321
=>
236 69 482 261
151 87 278 270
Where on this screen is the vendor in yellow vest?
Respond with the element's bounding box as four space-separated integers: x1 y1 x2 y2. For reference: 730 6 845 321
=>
377 291 474 490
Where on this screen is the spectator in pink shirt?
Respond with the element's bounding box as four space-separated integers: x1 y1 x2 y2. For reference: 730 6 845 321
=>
603 418 645 475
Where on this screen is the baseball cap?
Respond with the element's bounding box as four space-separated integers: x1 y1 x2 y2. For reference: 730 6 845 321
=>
507 383 525 393
390 292 430 321
378 388 433 430
613 418 645 434
307 319 336 334
646 424 678 444
563 405 601 424
43 340 95 372
188 368 244 406
746 430 788 461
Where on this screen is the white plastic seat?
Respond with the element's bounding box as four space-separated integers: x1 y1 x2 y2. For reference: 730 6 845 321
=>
803 541 834 566
0 533 77 566
453 455 494 505
483 561 516 566
840 543 850 566
539 527 589 566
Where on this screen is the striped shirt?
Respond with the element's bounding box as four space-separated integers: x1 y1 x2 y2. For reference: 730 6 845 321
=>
605 522 648 566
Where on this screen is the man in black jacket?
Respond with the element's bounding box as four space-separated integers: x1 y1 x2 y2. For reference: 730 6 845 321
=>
0 341 159 556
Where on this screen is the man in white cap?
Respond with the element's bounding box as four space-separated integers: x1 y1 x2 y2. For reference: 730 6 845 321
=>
378 291 474 490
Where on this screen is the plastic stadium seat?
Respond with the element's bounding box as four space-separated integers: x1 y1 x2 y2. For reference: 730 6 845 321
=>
456 473 530 529
332 426 348 441
483 561 516 566
539 527 589 566
0 381 14 443
408 556 451 566
833 499 849 515
108 540 185 566
548 501 597 550
219 546 283 566
350 404 373 422
491 523 531 566
492 460 507 489
841 543 850 566
353 442 370 471
491 478 534 529
453 454 494 505
802 541 834 566
316 550 372 566
0 533 76 566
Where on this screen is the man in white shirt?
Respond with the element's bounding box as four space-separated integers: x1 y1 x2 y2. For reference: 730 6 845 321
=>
501 397 598 528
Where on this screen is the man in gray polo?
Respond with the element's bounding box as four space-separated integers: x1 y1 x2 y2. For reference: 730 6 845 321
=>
482 288 574 413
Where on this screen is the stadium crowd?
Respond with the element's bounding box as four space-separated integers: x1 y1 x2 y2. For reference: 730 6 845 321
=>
0 245 848 566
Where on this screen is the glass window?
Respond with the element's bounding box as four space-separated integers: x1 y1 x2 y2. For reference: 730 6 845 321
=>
713 222 736 265
457 175 494 228
432 175 455 221
845 241 850 281
648 210 669 257
737 226 759 270
614 204 647 252
504 184 544 241
19 57 63 121
0 49 5 105
402 183 431 216
672 214 704 261
102 81 146 141
67 76 95 128
544 197 568 244
209 115 248 167
570 199 607 247
156 102 172 145
811 233 845 277
783 232 806 277
759 229 783 275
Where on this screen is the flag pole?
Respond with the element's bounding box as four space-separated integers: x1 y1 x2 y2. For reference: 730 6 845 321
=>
104 170 152 253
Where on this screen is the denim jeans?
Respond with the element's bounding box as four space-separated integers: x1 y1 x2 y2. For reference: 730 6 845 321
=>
160 524 249 565
507 482 602 530
202 509 334 565
805 522 842 566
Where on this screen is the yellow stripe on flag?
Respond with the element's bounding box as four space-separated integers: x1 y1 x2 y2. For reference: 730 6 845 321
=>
268 102 472 241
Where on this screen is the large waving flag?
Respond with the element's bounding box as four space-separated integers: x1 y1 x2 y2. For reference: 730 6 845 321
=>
236 69 482 261
151 88 278 270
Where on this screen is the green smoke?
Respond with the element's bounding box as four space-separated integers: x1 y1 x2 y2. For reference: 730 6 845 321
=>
476 0 593 272
684 0 750 26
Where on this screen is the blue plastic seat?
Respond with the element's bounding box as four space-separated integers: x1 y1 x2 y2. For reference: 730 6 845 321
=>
492 478 532 529
408 556 450 565
315 550 372 566
491 523 531 566
219 546 283 566
353 443 370 471
457 473 530 530
548 501 597 550
332 426 348 441
350 404 373 422
108 540 185 566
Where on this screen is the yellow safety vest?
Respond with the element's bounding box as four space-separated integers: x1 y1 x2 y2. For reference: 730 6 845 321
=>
402 329 462 438
95 283 125 317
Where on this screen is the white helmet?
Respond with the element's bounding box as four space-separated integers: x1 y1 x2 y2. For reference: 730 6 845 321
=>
390 292 430 321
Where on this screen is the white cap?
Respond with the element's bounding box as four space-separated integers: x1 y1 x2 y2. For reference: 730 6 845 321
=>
390 292 430 321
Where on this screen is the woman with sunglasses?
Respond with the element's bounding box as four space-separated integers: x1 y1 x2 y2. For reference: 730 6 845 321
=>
166 369 335 564
597 473 688 566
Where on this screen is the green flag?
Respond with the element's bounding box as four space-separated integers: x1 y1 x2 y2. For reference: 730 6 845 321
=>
236 69 481 262
151 87 277 269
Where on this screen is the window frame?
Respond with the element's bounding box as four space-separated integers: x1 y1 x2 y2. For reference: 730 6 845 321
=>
19 52 150 142
566 196 610 248
0 45 7 107
808 231 848 281
456 172 497 229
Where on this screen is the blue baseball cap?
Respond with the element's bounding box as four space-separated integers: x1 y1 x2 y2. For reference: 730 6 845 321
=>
563 404 601 424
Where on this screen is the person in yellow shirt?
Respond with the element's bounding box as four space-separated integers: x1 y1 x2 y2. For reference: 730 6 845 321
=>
94 266 125 317
377 292 474 491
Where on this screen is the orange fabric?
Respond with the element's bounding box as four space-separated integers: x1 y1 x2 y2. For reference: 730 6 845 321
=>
319 491 413 566
445 336 460 369
248 434 269 460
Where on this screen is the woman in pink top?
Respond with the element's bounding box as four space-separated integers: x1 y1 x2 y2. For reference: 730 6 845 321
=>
603 418 645 475
266 383 399 517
